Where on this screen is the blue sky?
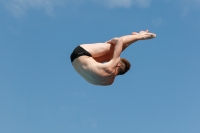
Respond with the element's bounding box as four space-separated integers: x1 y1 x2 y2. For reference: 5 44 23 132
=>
0 0 200 133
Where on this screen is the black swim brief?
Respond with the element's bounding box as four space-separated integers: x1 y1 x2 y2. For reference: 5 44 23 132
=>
70 46 92 63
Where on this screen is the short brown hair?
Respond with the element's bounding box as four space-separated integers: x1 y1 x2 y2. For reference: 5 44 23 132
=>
117 58 131 75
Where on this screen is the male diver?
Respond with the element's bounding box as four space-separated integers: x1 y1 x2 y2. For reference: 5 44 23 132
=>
70 30 156 86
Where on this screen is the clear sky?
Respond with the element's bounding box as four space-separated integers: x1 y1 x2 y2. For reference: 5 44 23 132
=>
0 0 200 133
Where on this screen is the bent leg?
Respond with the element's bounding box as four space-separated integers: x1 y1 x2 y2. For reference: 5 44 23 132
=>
107 30 156 51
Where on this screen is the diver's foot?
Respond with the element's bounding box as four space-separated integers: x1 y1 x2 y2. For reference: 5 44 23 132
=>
132 30 156 40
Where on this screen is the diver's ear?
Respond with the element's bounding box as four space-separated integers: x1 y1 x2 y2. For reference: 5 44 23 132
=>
116 63 121 67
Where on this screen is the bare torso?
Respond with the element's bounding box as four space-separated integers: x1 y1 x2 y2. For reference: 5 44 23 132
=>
72 56 116 86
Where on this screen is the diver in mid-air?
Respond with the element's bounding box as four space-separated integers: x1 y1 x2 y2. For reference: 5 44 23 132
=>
70 30 156 86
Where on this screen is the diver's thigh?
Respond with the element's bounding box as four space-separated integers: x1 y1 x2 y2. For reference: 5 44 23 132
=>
80 43 114 57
